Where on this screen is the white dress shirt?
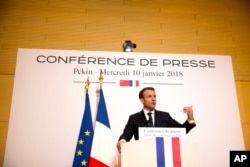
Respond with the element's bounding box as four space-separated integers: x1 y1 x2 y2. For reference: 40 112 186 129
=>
143 109 155 126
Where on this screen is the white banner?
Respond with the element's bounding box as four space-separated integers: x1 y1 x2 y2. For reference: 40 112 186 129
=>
4 48 244 167
139 127 186 140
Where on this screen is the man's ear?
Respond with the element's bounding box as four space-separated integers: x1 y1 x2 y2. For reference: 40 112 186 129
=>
140 98 144 104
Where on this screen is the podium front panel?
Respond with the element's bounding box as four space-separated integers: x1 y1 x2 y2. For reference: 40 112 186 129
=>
121 137 199 167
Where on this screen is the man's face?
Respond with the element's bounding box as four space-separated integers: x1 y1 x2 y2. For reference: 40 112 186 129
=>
140 89 156 111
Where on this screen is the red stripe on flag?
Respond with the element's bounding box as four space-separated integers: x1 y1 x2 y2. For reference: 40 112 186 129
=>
172 137 181 167
89 157 108 167
135 80 139 87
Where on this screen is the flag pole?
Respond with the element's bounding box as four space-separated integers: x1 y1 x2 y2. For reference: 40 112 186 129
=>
85 76 90 93
72 76 93 167
99 70 104 88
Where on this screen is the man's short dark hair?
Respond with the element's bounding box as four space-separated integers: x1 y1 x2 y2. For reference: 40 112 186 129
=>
139 87 155 99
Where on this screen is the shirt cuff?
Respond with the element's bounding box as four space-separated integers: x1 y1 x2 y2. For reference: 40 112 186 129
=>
188 119 196 124
120 139 127 142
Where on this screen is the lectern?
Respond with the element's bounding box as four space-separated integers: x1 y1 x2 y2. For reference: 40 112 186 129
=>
121 137 199 167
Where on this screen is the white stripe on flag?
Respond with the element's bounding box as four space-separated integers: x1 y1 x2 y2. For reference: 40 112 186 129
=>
90 122 116 166
163 138 174 167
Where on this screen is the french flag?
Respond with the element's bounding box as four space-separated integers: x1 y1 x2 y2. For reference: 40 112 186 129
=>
120 80 139 87
121 137 199 167
89 88 117 167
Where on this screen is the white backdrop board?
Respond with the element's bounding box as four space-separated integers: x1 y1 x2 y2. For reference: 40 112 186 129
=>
4 48 244 167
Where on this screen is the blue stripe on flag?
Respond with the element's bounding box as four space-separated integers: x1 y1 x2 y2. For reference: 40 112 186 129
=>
156 137 165 167
96 89 111 128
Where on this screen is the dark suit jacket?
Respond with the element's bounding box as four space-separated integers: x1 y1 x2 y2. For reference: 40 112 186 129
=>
118 110 196 141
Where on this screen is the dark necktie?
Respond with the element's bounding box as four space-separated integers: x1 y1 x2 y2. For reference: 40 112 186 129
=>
147 113 153 127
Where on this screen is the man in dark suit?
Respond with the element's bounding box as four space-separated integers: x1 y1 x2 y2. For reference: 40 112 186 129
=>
116 87 196 152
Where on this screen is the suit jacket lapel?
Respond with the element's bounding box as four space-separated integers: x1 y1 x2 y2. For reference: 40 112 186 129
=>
139 110 148 126
154 110 160 127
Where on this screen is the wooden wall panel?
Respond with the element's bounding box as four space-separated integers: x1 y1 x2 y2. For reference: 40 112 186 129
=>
0 75 14 166
0 123 8 167
1 0 249 78
236 81 250 149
